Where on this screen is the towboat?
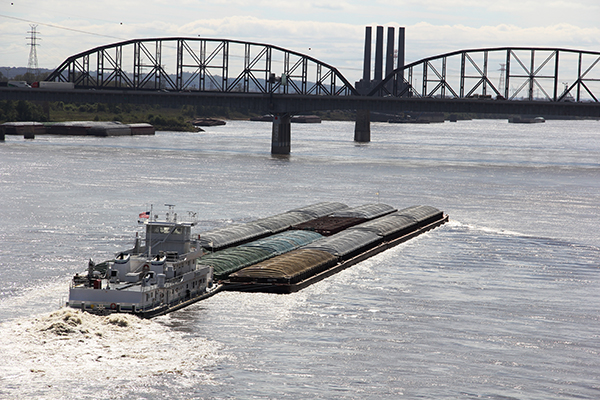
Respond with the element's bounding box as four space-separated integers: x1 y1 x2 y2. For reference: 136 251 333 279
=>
67 202 448 318
67 206 220 318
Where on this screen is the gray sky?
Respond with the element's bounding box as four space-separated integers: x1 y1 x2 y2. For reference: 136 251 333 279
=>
2 0 599 81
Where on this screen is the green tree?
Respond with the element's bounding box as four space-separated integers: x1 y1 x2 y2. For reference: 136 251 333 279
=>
15 100 46 121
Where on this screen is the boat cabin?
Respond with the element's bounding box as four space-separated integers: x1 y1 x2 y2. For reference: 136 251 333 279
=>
145 221 193 257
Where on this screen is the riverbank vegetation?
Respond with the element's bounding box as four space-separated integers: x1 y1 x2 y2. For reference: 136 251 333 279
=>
0 100 262 131
0 100 358 130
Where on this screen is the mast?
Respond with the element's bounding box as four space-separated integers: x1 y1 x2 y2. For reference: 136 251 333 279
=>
165 203 175 222
148 204 153 256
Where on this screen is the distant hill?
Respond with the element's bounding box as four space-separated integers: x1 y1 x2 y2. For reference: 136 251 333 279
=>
1 67 55 80
1 66 304 93
0 66 270 91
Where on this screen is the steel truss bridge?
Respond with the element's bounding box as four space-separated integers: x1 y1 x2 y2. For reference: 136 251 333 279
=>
369 47 600 103
0 37 593 119
46 37 358 96
42 39 600 106
3 37 600 152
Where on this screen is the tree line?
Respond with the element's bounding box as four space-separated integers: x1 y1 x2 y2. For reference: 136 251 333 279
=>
0 100 262 131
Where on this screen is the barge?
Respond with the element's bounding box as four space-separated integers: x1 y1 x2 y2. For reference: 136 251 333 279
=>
67 202 447 318
222 205 448 293
508 116 545 124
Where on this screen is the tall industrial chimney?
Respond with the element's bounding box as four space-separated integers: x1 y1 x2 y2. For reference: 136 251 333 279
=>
362 27 372 82
397 27 405 71
385 27 395 79
374 26 384 81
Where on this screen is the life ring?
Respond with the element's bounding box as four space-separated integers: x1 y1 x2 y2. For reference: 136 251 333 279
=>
142 264 150 271
110 303 117 310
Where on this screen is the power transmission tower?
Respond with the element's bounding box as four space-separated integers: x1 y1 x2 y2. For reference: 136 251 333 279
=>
498 63 506 98
26 24 40 77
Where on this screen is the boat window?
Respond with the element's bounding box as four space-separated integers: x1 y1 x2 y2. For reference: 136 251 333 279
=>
151 226 172 234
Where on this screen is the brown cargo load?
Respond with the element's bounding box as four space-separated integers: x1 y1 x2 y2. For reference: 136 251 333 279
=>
291 216 365 236
228 249 338 285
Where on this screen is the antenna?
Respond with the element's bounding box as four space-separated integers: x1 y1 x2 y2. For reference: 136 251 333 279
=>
26 24 40 77
164 204 175 222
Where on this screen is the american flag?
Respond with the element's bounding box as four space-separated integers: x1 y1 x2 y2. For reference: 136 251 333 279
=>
139 211 150 218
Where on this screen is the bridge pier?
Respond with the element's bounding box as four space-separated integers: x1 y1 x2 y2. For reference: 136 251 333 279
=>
271 113 291 155
354 109 371 142
23 126 35 140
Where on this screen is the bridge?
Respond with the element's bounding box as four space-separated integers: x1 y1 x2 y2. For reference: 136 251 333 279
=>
1 30 599 154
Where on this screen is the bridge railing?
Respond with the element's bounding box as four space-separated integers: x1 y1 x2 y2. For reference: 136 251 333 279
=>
368 47 600 102
47 38 359 96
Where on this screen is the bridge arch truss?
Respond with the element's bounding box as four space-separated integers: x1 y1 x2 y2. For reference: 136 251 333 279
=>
47 37 358 96
369 47 600 102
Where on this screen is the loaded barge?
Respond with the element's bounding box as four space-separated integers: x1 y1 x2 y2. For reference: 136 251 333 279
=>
67 202 447 318
221 205 448 293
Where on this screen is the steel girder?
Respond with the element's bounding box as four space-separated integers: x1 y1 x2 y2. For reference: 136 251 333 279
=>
369 47 600 102
47 37 358 96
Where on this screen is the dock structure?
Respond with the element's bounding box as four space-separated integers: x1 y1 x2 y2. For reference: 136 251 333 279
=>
1 121 155 140
0 121 45 140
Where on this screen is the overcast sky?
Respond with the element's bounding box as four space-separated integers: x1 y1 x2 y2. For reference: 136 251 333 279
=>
2 0 599 81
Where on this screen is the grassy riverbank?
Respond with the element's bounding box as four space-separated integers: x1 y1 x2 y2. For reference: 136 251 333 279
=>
0 100 261 131
4 100 484 130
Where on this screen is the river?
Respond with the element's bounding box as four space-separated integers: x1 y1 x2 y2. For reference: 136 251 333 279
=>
0 119 598 399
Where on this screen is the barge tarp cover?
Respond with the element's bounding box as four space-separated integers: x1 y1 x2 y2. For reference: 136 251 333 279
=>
349 214 418 237
201 230 323 279
199 224 271 250
198 247 274 280
396 205 444 228
198 202 348 250
330 203 397 219
252 211 319 233
301 229 382 258
240 230 323 255
228 249 338 285
288 202 349 218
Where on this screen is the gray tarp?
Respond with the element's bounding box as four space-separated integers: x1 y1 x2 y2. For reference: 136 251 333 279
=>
331 203 397 219
302 229 381 257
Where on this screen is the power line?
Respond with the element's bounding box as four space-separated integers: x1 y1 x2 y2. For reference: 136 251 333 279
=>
0 13 124 41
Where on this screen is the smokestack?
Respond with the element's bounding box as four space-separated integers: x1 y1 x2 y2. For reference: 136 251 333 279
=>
362 27 372 82
386 27 395 79
374 26 384 81
397 27 405 71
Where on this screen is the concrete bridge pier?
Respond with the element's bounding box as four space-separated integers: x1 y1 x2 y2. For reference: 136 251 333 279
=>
271 113 291 155
23 126 35 139
354 109 371 142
